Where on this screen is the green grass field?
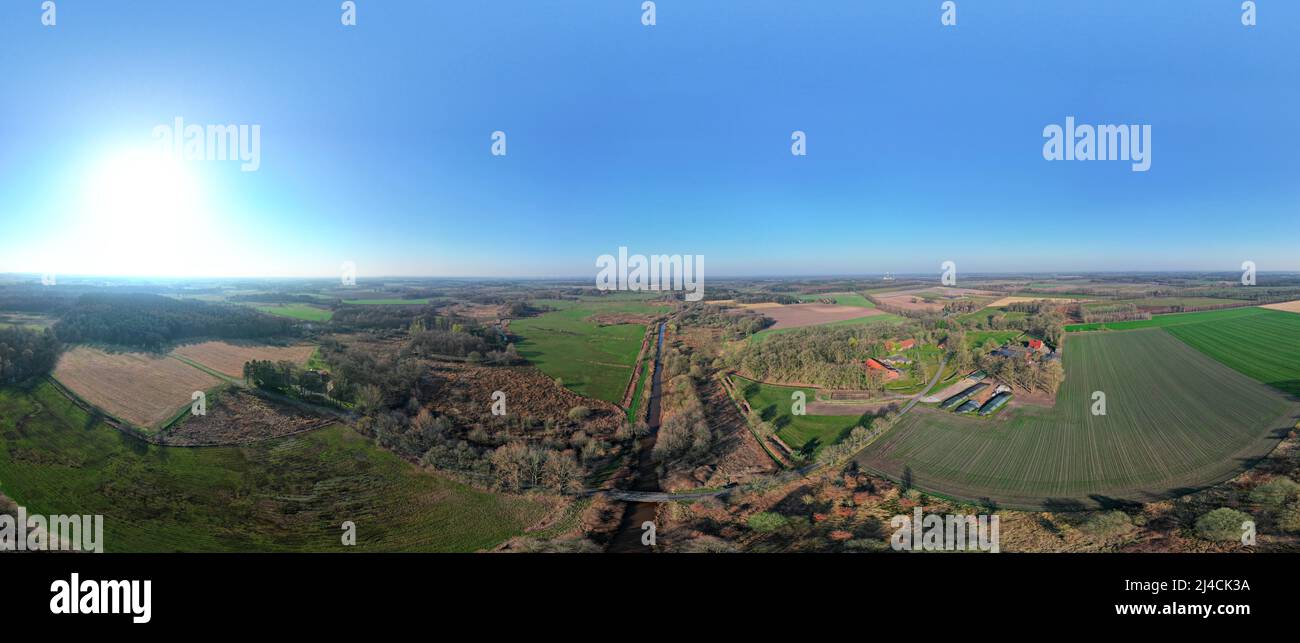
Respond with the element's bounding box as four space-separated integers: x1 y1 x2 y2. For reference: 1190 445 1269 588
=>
795 292 875 307
736 377 860 456
1065 306 1267 332
255 303 334 321
855 329 1298 509
749 313 902 342
956 308 1028 326
1163 308 1300 397
963 330 1022 350
1083 297 1249 311
512 300 667 404
0 381 550 552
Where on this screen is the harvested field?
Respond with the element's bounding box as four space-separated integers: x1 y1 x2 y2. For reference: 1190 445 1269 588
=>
53 346 222 429
757 303 886 330
873 287 995 313
1262 299 1300 314
855 329 1300 509
988 296 1084 307
161 388 333 446
170 341 318 379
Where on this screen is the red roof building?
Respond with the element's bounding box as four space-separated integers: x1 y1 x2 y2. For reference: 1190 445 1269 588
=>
865 358 901 380
886 338 916 351
1028 339 1045 351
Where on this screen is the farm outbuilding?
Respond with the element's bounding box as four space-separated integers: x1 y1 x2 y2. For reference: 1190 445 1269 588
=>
979 392 1012 416
940 382 989 409
956 400 981 413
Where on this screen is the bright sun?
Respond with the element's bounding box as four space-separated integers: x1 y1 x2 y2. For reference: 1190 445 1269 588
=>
69 148 220 275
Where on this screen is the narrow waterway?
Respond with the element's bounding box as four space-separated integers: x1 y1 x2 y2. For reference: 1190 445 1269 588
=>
607 321 666 552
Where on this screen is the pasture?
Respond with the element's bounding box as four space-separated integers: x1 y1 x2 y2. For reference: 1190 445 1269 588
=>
512 299 667 404
254 303 333 321
855 329 1299 509
736 377 860 456
52 347 222 429
1163 308 1300 396
171 341 319 380
0 382 553 552
1064 306 1269 332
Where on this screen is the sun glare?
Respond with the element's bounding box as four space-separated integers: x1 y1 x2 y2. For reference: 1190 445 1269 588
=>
67 148 221 276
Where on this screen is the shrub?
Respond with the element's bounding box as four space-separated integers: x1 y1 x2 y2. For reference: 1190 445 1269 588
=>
567 405 591 421
1077 511 1133 538
747 512 789 533
1276 499 1300 533
1194 508 1253 542
1249 477 1300 509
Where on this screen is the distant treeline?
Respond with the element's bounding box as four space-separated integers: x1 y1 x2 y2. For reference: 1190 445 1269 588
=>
329 304 447 331
54 293 294 350
229 293 337 305
0 326 61 385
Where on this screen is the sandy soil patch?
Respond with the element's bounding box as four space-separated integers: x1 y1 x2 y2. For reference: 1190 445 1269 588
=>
761 304 886 330
1262 300 1300 314
170 341 318 379
53 347 222 428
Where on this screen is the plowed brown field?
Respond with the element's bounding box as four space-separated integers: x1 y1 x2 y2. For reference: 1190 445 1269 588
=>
53 347 222 429
170 341 317 379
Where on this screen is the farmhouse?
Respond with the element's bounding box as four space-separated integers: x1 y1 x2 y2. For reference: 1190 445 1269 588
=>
886 338 916 351
865 358 901 381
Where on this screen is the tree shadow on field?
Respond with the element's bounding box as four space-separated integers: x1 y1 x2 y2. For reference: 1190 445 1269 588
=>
84 409 104 431
1087 495 1144 513
116 429 150 457
759 405 777 422
1042 498 1089 527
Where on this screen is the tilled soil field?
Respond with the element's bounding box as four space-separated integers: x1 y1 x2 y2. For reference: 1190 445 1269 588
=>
53 347 222 429
171 341 318 379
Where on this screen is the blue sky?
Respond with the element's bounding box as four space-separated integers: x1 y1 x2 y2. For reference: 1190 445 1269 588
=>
1 1 1297 278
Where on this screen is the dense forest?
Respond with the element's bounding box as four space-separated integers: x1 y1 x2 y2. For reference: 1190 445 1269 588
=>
0 327 62 385
54 294 295 350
